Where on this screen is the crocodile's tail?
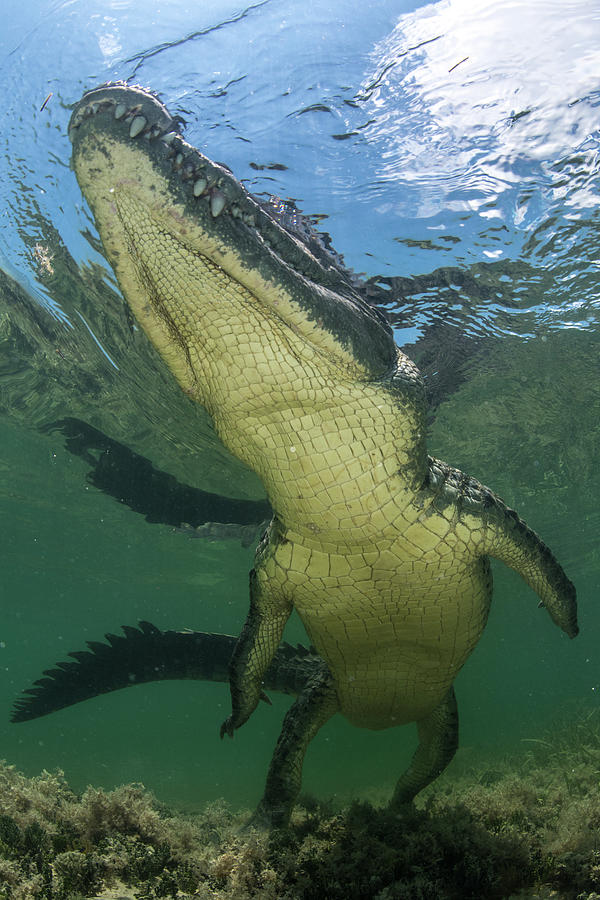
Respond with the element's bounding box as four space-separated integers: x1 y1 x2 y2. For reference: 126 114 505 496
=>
11 621 320 723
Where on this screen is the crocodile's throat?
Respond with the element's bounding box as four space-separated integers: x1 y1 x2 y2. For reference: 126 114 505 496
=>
69 84 428 542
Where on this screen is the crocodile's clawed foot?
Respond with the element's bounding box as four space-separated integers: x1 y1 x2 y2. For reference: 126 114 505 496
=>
242 800 291 833
219 717 235 739
387 796 415 817
220 707 254 738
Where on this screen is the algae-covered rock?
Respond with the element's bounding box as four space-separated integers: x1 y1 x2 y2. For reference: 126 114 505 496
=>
0 712 599 898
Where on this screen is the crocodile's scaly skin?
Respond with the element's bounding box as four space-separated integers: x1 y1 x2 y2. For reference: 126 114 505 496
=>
67 84 577 827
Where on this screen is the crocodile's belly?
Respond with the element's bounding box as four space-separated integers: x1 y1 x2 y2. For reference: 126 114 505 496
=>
264 542 493 729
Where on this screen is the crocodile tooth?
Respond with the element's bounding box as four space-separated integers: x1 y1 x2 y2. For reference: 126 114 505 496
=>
114 103 127 120
161 131 178 144
129 115 146 138
231 204 241 218
193 177 208 197
145 124 162 140
173 152 184 170
123 104 141 122
210 190 226 217
90 102 99 115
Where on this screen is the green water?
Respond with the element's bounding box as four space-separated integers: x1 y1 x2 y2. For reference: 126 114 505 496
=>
1 311 597 815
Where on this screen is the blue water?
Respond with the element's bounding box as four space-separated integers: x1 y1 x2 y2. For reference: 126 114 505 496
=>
0 0 598 812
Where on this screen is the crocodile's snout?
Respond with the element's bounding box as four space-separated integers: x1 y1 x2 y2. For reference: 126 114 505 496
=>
69 82 396 381
69 82 262 230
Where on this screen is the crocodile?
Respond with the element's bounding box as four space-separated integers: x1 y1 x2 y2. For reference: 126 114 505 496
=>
58 82 578 827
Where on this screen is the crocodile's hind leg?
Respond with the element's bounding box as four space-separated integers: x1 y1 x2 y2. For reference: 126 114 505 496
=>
390 686 458 807
252 662 338 829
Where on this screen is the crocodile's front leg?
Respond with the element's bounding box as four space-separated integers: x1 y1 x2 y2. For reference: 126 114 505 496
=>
252 661 339 828
483 498 578 637
390 686 458 808
220 568 293 737
429 459 577 638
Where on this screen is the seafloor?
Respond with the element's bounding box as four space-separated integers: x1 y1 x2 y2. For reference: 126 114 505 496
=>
1 712 599 899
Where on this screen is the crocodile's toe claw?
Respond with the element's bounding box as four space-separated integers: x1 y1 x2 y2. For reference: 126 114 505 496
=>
220 717 235 739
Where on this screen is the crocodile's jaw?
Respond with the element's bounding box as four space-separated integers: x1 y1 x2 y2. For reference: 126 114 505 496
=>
68 84 397 417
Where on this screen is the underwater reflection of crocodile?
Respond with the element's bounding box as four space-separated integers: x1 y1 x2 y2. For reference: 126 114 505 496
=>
11 83 578 832
44 417 271 545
